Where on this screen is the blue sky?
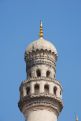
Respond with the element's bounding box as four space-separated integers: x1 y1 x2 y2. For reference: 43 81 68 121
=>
0 0 81 121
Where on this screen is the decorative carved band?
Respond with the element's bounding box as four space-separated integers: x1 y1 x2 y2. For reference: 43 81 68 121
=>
18 96 63 114
26 56 56 64
24 49 57 63
23 102 59 116
26 59 56 71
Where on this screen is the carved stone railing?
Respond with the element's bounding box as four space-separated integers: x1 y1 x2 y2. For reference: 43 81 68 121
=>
22 77 62 89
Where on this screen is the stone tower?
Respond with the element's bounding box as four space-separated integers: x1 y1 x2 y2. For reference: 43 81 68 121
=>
18 21 63 121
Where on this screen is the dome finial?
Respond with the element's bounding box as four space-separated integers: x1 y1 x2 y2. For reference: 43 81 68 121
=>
39 20 43 38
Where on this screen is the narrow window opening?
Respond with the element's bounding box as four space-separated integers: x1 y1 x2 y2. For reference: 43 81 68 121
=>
54 86 57 96
35 84 39 94
46 71 50 77
26 87 30 95
44 84 49 94
36 69 41 77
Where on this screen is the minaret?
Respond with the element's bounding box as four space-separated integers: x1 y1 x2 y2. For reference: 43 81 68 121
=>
18 22 63 121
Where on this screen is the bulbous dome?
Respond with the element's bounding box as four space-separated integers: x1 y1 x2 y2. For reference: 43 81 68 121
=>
26 37 58 56
25 21 58 57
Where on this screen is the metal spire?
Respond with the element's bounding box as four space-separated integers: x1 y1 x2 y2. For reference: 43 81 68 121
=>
39 21 43 38
76 115 78 121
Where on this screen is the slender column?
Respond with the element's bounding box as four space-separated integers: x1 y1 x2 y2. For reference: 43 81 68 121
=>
40 82 44 93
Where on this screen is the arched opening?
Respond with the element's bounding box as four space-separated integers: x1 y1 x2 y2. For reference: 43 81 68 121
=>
44 84 49 94
26 87 30 95
46 71 50 77
34 84 39 94
36 69 41 77
54 86 57 96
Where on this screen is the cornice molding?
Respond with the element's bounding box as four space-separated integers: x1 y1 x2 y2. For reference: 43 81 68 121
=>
18 95 63 114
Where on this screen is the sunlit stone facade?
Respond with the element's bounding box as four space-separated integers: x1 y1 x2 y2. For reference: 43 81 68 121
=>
18 22 63 121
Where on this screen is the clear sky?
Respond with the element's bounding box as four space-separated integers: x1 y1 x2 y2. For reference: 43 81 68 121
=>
0 0 81 121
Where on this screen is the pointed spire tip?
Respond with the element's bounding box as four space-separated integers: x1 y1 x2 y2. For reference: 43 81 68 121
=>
39 20 43 38
76 114 78 121
40 20 43 27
